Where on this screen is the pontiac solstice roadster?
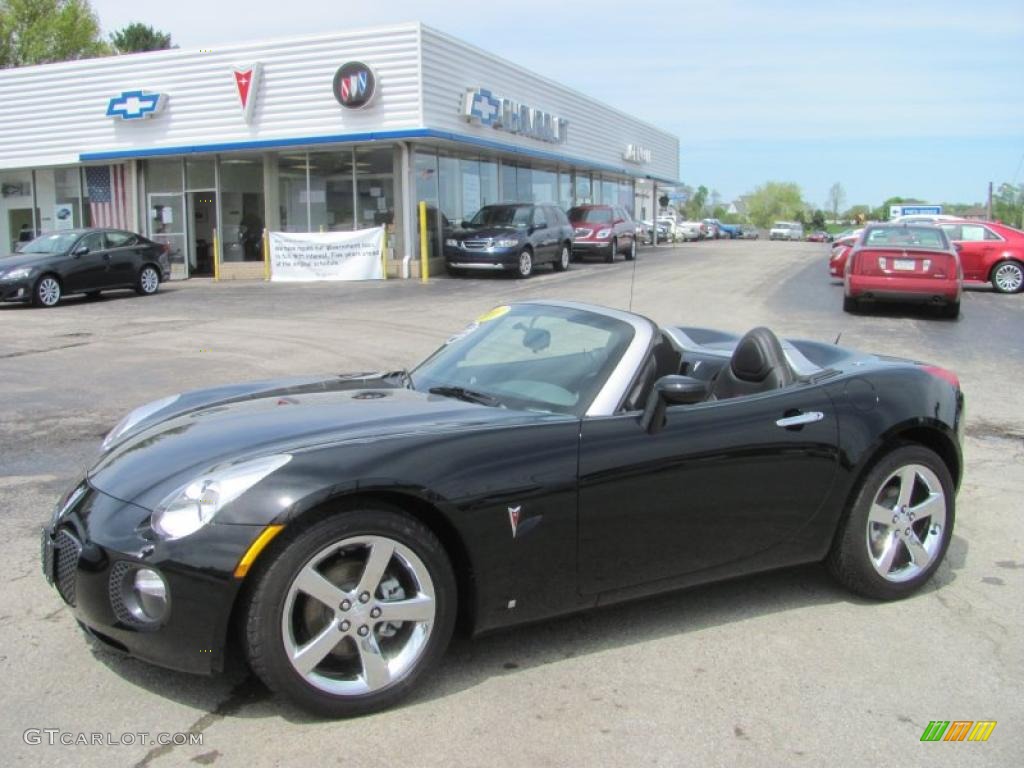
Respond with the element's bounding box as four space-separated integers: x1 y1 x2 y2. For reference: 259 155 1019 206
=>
41 301 964 716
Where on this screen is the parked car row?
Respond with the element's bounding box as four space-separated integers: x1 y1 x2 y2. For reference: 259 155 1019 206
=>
0 228 171 308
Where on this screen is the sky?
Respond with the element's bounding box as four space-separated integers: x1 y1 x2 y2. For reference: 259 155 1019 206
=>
88 0 1024 210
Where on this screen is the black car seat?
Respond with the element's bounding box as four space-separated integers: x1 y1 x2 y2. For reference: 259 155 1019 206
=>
708 327 798 400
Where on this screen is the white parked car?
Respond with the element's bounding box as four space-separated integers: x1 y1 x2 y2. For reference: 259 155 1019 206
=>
770 221 804 241
678 221 703 241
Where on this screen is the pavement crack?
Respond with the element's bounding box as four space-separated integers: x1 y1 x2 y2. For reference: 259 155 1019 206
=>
131 676 268 768
0 341 91 359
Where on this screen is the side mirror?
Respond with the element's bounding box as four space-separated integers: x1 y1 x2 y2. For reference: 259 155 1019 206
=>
953 243 963 253
640 375 708 434
72 245 89 256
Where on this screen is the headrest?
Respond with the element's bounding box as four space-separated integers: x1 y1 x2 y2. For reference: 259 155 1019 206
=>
731 327 786 382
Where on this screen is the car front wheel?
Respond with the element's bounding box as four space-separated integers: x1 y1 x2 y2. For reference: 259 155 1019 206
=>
136 265 160 296
991 259 1023 293
626 238 636 261
244 507 457 717
606 238 617 263
515 249 533 278
32 275 62 308
827 445 954 600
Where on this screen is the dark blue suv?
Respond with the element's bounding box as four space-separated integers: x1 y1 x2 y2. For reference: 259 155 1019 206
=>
445 203 574 278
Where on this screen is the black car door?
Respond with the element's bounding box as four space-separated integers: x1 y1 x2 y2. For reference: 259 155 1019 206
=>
61 232 109 292
104 230 142 286
577 384 839 594
529 207 552 263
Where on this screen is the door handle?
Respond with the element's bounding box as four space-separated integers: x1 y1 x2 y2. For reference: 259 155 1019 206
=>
776 411 824 428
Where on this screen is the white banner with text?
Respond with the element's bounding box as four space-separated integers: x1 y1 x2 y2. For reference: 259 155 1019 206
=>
269 228 384 282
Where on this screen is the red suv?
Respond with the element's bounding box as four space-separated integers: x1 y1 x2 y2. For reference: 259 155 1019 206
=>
844 224 962 318
568 205 637 262
937 220 1024 294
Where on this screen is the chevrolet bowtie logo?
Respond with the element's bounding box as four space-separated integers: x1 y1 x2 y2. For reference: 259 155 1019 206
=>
106 90 168 120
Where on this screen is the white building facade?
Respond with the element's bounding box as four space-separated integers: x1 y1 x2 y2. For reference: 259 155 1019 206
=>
0 23 679 278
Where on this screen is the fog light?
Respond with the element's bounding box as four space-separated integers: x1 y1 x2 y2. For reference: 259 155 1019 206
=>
129 568 168 623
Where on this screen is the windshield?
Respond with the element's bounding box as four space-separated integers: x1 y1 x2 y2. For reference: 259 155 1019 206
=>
20 232 79 254
569 207 612 223
468 205 532 227
863 226 947 249
410 304 635 416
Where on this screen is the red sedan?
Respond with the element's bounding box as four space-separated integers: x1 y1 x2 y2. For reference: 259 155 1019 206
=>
844 224 962 318
568 204 637 262
937 220 1024 293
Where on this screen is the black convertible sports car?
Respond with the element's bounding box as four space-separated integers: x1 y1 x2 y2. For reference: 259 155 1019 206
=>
41 301 964 716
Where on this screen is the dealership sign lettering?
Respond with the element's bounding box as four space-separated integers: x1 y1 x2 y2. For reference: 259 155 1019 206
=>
463 88 568 144
623 144 653 164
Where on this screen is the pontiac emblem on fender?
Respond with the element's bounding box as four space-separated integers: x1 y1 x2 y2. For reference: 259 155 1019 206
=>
508 506 521 538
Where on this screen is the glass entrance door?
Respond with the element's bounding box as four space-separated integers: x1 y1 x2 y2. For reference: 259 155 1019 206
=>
187 190 217 276
148 193 186 279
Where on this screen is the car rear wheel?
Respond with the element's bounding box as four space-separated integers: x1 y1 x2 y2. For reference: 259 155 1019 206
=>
626 238 636 261
606 238 617 263
515 249 533 278
553 244 570 272
842 295 860 313
244 507 456 717
136 265 160 296
939 301 960 319
32 275 62 308
991 260 1023 293
826 445 954 600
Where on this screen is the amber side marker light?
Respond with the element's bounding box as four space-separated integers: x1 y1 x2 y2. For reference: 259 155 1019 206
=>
234 525 285 578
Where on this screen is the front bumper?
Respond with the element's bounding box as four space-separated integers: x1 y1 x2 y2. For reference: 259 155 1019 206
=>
444 245 520 270
572 239 613 254
847 275 960 304
40 482 266 675
0 277 32 302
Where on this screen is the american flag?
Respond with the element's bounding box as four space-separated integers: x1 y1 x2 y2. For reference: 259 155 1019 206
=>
85 165 128 229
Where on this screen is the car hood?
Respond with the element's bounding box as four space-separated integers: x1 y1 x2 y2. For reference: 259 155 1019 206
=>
0 252 57 270
453 225 526 239
88 375 561 508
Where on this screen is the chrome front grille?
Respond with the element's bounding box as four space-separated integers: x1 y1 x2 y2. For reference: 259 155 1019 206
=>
462 239 491 250
53 529 82 606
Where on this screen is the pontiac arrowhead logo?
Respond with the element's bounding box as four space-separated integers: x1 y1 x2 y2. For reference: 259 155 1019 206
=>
232 63 263 123
508 506 521 538
106 90 167 120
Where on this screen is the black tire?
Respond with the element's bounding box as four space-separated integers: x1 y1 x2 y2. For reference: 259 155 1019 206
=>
826 445 955 600
136 265 160 296
514 248 533 279
842 295 860 314
605 238 616 263
243 506 457 717
625 238 636 261
939 301 960 319
990 259 1024 294
553 243 570 272
32 274 62 308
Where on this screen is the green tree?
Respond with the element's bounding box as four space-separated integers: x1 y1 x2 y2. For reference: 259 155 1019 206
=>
844 204 870 223
110 22 172 53
992 183 1024 228
685 185 708 220
744 181 806 228
811 210 826 229
0 0 107 68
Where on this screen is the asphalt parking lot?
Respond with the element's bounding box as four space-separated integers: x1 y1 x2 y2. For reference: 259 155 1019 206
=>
2 239 1022 767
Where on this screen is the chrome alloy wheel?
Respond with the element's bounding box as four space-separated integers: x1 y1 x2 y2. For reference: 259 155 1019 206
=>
559 245 569 270
37 277 61 306
865 464 947 583
139 266 160 294
518 250 533 277
281 535 436 696
993 261 1023 293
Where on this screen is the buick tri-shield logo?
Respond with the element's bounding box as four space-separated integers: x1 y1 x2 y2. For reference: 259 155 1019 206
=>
333 62 376 109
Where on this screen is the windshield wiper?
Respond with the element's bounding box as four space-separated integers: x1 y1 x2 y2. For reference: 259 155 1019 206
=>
428 386 502 407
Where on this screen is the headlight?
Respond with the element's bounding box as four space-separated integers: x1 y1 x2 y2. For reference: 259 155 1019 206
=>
151 454 291 540
1 266 33 280
102 394 180 450
495 238 519 247
445 238 458 247
596 229 612 239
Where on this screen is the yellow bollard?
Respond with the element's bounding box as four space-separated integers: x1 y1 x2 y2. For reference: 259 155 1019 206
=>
380 227 388 280
212 228 221 281
418 201 429 282
262 228 270 281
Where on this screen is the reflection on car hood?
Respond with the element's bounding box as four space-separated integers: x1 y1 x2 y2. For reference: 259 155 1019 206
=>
453 225 525 238
88 375 560 507
0 252 56 270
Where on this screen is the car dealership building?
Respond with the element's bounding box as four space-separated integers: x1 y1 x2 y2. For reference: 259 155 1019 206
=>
0 23 680 279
